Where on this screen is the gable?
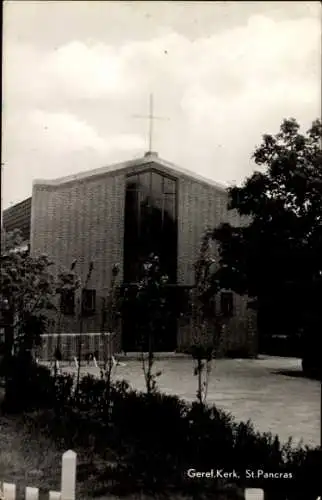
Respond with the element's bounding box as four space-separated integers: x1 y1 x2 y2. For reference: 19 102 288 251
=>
32 153 228 194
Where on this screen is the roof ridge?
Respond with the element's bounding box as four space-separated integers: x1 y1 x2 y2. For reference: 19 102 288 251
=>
33 153 228 192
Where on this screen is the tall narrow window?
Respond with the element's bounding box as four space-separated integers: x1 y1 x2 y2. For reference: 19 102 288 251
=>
60 289 75 316
123 168 178 351
82 289 96 316
220 291 234 317
123 169 177 283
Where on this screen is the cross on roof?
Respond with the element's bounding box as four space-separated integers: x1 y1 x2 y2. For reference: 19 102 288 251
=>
133 94 169 154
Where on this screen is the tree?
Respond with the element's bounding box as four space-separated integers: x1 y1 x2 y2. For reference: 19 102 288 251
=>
187 230 223 406
131 254 169 394
99 263 123 417
1 228 26 252
212 118 322 342
0 230 56 403
53 259 80 376
75 261 94 398
121 240 223 399
1 230 56 356
100 264 122 372
0 229 81 402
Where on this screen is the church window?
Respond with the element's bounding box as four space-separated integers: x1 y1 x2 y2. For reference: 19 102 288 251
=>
124 168 178 284
82 289 96 316
220 291 234 317
60 289 75 316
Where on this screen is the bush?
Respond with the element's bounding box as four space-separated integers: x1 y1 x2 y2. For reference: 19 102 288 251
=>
10 367 322 498
1 354 74 413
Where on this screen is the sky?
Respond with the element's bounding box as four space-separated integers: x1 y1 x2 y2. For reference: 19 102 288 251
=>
2 1 321 209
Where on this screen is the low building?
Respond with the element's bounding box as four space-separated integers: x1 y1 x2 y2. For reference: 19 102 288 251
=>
2 197 31 252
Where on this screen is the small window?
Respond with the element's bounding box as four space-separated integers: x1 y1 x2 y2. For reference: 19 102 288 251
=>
163 177 176 194
220 291 234 317
151 171 163 194
138 171 151 193
60 289 75 315
82 289 96 316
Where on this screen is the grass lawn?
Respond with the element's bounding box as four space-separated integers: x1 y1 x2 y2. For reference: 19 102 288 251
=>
0 410 242 500
0 388 119 499
0 387 203 500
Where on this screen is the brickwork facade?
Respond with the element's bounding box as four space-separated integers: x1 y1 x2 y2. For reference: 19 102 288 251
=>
3 197 32 242
31 154 257 358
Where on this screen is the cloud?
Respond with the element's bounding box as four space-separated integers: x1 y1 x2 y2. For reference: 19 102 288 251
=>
2 8 321 207
42 42 131 99
26 110 144 153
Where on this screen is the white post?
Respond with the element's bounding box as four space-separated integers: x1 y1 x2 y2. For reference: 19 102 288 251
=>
93 356 98 368
2 483 16 500
73 356 79 369
49 492 61 500
61 450 77 500
25 486 39 500
245 488 265 500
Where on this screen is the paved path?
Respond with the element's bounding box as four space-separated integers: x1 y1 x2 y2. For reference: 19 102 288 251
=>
60 356 321 448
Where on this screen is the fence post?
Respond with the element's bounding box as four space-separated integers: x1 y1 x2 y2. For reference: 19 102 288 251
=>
61 450 77 500
1 483 16 500
245 488 265 500
49 492 61 500
25 486 39 500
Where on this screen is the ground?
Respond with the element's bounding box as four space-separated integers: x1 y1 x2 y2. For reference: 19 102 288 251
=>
0 356 320 499
0 414 186 500
61 355 320 448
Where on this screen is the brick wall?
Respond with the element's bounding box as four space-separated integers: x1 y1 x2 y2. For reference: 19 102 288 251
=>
31 170 125 336
176 175 256 356
3 197 32 241
177 176 247 284
31 158 257 357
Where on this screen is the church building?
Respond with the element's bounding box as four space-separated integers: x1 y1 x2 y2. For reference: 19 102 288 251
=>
30 151 257 359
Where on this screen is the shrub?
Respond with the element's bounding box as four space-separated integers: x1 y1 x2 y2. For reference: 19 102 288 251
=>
110 391 191 488
185 403 236 471
77 374 108 411
1 355 74 413
14 368 322 498
2 354 50 413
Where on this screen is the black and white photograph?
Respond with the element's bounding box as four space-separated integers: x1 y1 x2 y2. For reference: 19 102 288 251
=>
1 1 321 499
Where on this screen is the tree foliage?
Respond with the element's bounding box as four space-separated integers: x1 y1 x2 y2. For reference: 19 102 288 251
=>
212 118 322 337
1 230 57 354
187 230 225 405
0 229 80 367
132 254 169 394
